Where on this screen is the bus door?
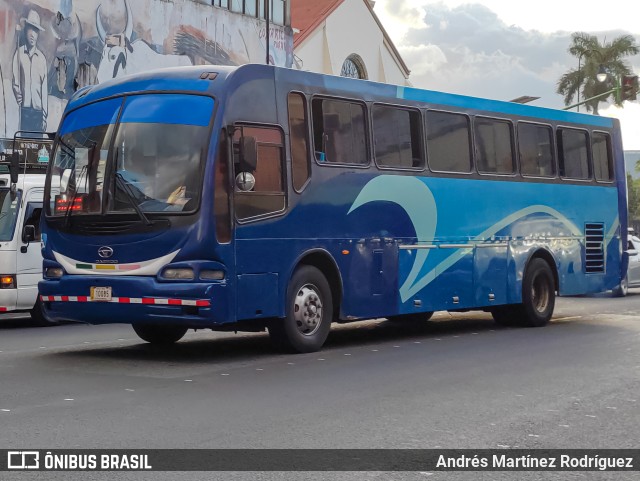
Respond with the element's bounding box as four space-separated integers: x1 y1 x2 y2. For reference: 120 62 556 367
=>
16 196 43 309
231 124 287 321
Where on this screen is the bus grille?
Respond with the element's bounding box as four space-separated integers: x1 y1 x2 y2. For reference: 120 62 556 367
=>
585 223 605 274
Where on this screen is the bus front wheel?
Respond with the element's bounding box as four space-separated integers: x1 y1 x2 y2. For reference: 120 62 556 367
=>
269 265 333 353
132 324 188 345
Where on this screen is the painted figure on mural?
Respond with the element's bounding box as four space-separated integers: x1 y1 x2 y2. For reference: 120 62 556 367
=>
12 10 48 132
50 0 83 99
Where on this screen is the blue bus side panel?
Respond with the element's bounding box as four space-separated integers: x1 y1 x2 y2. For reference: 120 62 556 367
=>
238 173 620 320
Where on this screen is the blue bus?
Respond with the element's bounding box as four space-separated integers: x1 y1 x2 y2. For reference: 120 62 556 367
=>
39 64 627 352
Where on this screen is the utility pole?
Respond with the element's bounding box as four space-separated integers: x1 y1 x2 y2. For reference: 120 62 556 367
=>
265 0 270 65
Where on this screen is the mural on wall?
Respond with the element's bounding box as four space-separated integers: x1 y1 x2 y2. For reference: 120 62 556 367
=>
0 0 293 139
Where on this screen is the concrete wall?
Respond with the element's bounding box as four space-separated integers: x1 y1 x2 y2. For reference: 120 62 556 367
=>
294 0 408 86
0 0 293 138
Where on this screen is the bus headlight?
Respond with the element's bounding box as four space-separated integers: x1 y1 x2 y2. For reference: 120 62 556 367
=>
45 267 64 279
0 275 16 289
162 268 195 280
200 270 225 281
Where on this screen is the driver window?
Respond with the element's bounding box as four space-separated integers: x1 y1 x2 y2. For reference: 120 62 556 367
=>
233 126 286 221
23 204 43 241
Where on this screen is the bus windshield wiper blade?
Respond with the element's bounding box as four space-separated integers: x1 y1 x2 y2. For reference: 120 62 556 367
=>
64 165 87 227
115 172 152 226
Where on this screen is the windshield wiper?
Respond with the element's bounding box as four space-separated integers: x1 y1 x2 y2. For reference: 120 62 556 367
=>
115 172 152 226
64 165 87 227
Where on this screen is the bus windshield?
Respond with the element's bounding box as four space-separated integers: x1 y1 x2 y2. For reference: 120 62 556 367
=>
48 94 214 217
0 189 20 241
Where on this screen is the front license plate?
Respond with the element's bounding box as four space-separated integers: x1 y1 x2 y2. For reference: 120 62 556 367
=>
90 286 112 302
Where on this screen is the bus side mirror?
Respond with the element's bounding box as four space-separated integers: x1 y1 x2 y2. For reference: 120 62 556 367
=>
239 136 257 172
23 225 36 244
10 151 19 184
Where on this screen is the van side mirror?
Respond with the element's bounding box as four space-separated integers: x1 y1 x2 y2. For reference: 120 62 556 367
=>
23 225 36 244
239 136 257 172
10 151 19 184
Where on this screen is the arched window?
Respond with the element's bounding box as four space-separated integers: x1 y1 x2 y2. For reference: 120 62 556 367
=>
340 54 367 79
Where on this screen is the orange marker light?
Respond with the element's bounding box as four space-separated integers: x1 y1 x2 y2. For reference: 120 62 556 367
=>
342 250 350 255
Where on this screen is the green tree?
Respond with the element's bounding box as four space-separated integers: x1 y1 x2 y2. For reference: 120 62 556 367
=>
557 33 638 114
628 174 640 222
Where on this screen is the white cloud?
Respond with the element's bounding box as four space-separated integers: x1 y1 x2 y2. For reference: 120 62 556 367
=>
602 103 640 150
374 0 640 151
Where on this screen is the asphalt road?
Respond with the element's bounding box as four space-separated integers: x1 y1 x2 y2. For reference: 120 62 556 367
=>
1 292 639 481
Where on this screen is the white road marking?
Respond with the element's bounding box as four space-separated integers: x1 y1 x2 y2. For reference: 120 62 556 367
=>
606 407 617 410
585 415 597 418
125 389 135 392
221 374 229 376
64 399 74 401
1 409 10 412
184 380 193 382
559 425 570 428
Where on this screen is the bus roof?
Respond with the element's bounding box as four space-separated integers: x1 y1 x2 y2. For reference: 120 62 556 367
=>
67 64 615 129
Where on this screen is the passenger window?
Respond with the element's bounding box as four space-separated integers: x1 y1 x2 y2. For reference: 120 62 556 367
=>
288 93 310 191
518 122 555 177
475 117 515 174
233 126 286 221
372 105 424 169
425 111 472 173
312 98 367 165
592 132 614 182
558 128 590 180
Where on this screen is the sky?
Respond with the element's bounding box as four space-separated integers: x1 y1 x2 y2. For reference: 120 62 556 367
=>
373 0 640 150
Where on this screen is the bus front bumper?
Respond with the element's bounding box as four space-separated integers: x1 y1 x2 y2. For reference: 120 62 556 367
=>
38 276 229 327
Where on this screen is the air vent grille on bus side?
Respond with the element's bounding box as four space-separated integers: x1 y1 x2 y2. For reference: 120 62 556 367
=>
585 223 605 274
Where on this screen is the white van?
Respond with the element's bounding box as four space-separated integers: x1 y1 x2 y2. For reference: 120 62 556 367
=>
0 135 51 323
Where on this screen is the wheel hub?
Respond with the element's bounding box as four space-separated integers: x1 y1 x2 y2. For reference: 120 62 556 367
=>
294 285 323 336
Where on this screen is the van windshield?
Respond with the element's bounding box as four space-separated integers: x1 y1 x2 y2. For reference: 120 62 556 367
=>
48 93 214 217
0 189 20 241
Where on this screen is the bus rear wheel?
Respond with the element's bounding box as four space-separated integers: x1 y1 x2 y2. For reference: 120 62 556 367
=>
269 265 333 353
132 324 188 345
490 305 520 326
515 258 556 327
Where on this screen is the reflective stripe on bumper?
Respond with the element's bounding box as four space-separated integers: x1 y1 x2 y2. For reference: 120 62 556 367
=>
40 295 210 307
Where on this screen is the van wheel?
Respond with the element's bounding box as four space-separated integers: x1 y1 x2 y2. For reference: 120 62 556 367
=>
613 276 628 297
387 312 434 323
516 258 555 327
269 265 332 353
132 324 188 345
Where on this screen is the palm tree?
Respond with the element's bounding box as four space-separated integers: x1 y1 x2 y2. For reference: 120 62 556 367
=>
557 33 638 114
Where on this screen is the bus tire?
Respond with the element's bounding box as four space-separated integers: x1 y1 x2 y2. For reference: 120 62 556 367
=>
490 305 520 326
30 298 56 326
387 312 434 323
269 265 332 353
132 324 188 345
517 258 555 327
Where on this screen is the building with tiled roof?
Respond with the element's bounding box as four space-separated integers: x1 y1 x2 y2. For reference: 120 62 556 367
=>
291 0 411 86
